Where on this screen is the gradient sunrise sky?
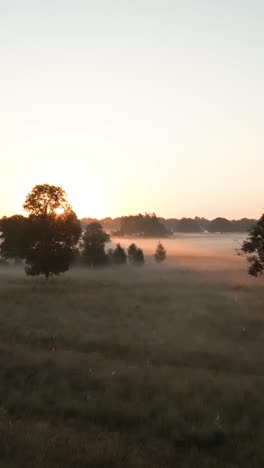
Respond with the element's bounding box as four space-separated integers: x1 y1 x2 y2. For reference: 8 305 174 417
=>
1 1 263 219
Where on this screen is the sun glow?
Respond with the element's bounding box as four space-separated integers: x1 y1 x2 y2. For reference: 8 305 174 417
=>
66 183 111 220
55 207 64 215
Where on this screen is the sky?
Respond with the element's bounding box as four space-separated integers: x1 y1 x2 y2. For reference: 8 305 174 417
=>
0 0 263 219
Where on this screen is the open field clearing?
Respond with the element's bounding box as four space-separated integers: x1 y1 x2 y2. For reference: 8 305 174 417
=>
0 236 264 467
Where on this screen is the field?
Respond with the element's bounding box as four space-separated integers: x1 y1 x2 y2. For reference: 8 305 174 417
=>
0 234 264 467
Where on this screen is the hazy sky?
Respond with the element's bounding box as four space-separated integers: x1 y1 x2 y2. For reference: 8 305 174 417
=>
1 0 263 219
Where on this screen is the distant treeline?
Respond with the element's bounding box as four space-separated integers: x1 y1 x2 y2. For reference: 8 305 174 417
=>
81 214 256 236
0 184 259 278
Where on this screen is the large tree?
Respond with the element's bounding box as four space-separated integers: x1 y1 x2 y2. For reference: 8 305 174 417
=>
240 215 264 277
82 222 110 267
25 185 81 278
3 184 81 278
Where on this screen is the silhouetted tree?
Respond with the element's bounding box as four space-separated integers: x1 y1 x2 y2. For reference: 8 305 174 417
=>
208 217 232 233
128 243 144 265
82 222 110 267
0 215 29 261
178 218 202 233
128 243 137 258
240 215 264 277
154 242 167 263
133 247 144 265
229 218 256 232
23 184 70 216
108 243 127 265
22 184 81 278
163 217 204 233
195 217 210 232
120 213 168 237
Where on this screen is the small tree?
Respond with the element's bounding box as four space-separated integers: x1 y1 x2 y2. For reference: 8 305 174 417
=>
82 222 110 268
108 243 127 265
154 242 167 263
133 247 144 265
128 243 145 266
128 243 137 259
240 215 264 276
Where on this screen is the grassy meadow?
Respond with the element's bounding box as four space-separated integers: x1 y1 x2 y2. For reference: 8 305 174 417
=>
0 235 264 467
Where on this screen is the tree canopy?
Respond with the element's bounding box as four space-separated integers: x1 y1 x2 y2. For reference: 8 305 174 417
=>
25 210 81 278
240 215 264 277
120 213 168 237
82 215 255 235
128 243 145 265
23 184 70 216
177 218 202 233
0 215 29 260
154 242 167 263
82 222 110 267
208 217 232 233
1 184 81 278
108 243 127 265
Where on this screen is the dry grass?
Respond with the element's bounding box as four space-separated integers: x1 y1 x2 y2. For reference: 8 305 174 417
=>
0 256 264 467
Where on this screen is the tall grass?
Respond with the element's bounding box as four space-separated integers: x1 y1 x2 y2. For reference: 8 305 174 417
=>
0 262 264 467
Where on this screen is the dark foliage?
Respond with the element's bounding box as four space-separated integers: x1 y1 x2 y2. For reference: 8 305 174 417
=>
154 242 167 263
240 215 264 277
127 243 137 258
128 243 145 265
82 215 256 235
194 216 211 231
108 243 127 265
1 185 81 278
120 213 168 237
0 215 29 260
82 222 110 267
23 184 70 216
178 218 202 233
24 211 81 278
208 217 232 233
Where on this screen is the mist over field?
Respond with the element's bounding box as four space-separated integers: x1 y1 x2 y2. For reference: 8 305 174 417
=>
111 233 245 259
0 232 253 284
1 232 248 275
107 233 249 276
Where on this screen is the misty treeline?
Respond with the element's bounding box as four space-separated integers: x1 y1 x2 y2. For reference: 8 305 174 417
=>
0 185 166 278
80 222 146 268
1 183 263 278
82 215 256 235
